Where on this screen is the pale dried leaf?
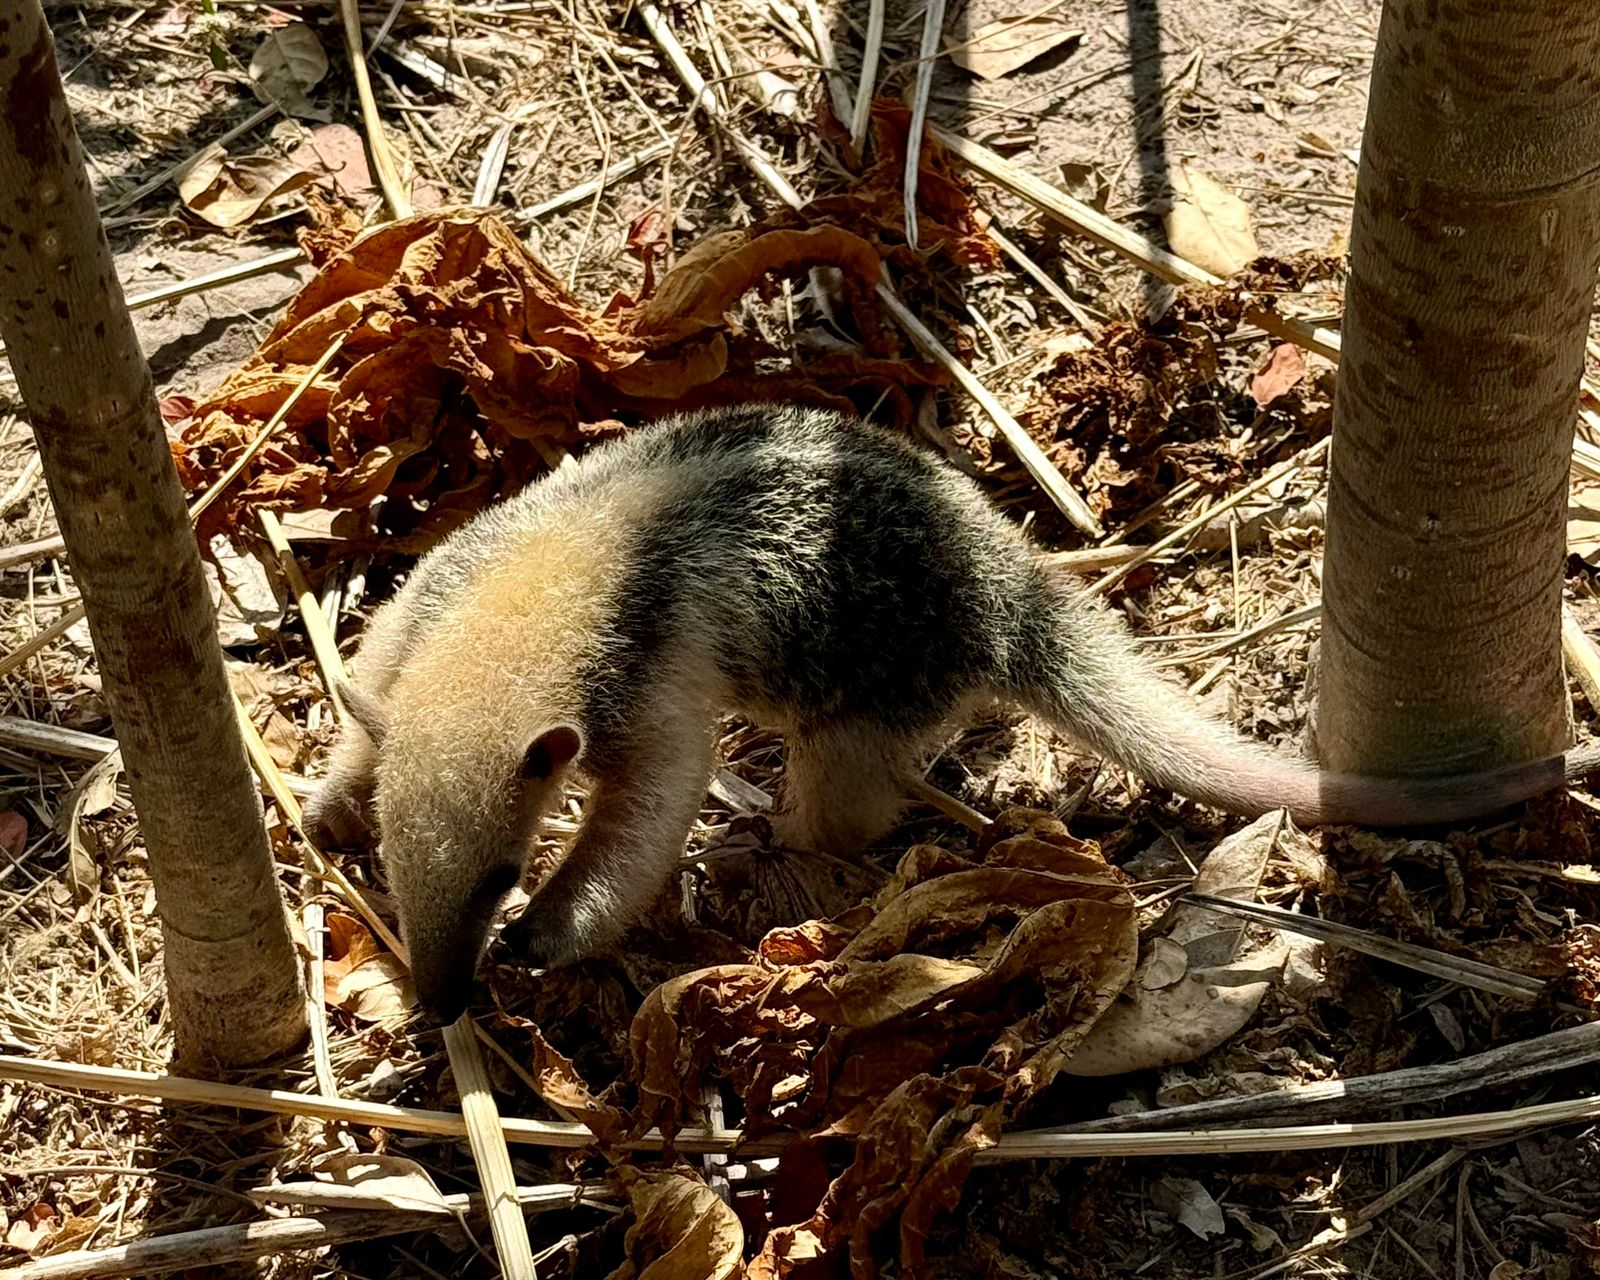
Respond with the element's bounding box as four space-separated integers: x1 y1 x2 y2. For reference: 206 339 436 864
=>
249 22 329 117
1064 939 1288 1076
1152 1176 1225 1239
605 1170 743 1280
57 748 122 904
1168 810 1284 966
1164 165 1258 277
176 145 315 229
290 123 375 199
1136 935 1188 990
264 1153 453 1214
948 17 1082 81
5 1205 56 1255
1226 1205 1286 1252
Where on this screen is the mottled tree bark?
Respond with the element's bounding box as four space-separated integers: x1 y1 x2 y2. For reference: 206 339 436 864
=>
1319 0 1600 775
0 2 305 1065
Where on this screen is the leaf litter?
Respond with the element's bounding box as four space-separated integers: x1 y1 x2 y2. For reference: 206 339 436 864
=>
169 206 943 550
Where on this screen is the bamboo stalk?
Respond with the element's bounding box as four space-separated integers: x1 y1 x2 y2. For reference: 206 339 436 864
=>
1 1051 1595 1160
338 0 413 219
442 1020 539 1279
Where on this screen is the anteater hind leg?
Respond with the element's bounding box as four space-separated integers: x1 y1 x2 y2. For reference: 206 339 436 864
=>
504 725 716 967
773 725 921 856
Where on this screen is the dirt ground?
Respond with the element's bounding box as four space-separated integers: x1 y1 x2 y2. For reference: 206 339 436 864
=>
3 0 1600 1277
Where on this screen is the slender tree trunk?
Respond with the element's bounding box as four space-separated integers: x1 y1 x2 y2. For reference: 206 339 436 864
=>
1318 0 1600 776
0 2 306 1065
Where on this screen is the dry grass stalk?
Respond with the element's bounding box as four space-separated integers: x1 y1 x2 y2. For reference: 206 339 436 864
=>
338 0 413 219
1091 439 1331 595
636 0 1103 536
0 713 317 797
1182 892 1556 1002
0 602 86 682
516 140 672 222
903 0 947 251
4 1051 1598 1162
441 1018 540 1279
1562 604 1600 712
848 0 885 151
2 1184 601 1280
906 775 989 830
257 509 350 721
931 125 1344 362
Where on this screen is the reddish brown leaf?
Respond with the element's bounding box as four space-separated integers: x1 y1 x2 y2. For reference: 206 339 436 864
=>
0 810 26 860
1250 342 1307 406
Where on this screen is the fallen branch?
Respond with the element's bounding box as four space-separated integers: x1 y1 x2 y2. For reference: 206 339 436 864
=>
0 1183 604 1280
1045 1019 1600 1133
3 1052 1596 1162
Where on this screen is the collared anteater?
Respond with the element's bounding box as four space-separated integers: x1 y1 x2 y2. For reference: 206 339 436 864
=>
305 405 1599 1022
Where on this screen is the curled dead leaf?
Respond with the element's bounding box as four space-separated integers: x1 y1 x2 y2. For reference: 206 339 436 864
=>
323 912 415 1022
605 1169 744 1280
174 209 936 546
176 144 315 229
949 16 1083 81
249 22 329 118
1164 164 1259 278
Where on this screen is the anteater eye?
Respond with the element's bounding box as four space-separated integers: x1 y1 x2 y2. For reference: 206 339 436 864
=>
478 865 520 903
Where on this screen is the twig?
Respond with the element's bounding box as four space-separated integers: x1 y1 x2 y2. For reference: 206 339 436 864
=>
904 0 947 250
1091 438 1331 595
0 450 42 517
636 4 1103 537
0 532 66 571
471 120 515 206
1563 605 1600 712
636 3 803 206
100 103 280 217
908 775 989 830
301 901 341 1104
930 125 1343 361
875 281 1103 535
0 713 316 797
338 0 413 218
0 603 85 681
1157 602 1322 667
0 248 307 365
3 1052 1599 1160
513 140 671 222
187 336 345 524
1047 1019 1600 1133
798 0 852 129
849 0 885 151
0 1184 599 1280
1181 893 1557 1003
441 1019 539 1280
986 224 1099 334
257 510 349 722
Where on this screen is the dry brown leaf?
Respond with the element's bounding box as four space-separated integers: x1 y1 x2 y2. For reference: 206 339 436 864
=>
625 810 1137 1274
249 21 328 117
1164 164 1259 278
5 1205 56 1255
56 748 122 904
176 144 315 229
290 123 375 199
0 809 26 860
1249 343 1306 406
604 1169 744 1280
948 17 1083 80
323 912 416 1022
174 209 930 547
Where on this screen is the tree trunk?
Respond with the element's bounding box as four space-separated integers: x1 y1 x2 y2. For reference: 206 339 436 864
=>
1318 0 1600 776
0 2 306 1066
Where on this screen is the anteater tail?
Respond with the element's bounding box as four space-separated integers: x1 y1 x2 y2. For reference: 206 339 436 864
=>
1008 569 1581 829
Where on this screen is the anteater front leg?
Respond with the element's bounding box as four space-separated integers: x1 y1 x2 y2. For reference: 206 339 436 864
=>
503 728 715 967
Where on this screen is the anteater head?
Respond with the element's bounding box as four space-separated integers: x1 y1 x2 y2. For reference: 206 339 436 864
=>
350 686 584 1025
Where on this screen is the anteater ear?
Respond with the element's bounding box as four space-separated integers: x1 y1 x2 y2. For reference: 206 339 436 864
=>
336 679 389 746
520 724 584 781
